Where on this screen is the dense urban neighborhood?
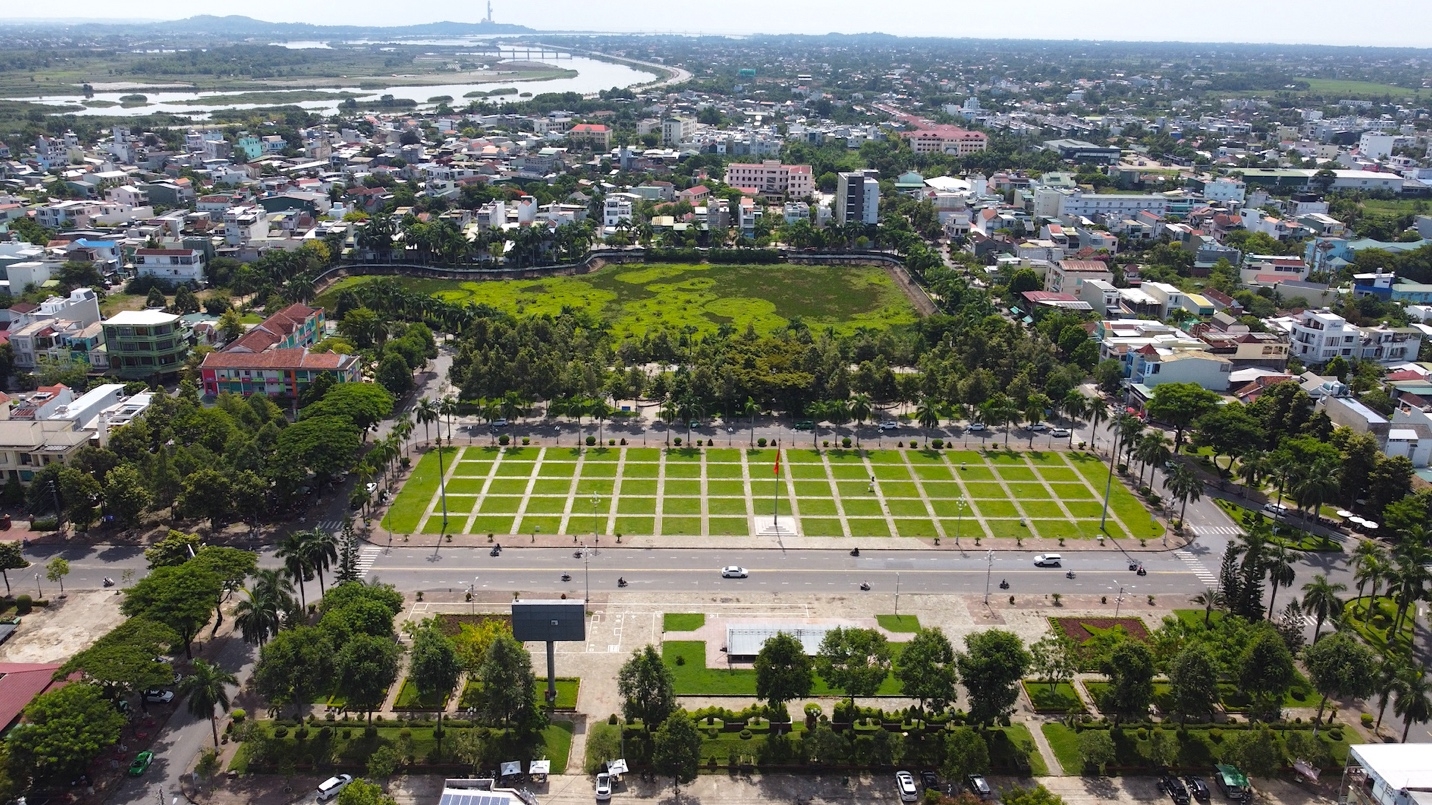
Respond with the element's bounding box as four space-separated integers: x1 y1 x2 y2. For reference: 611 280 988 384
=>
0 17 1430 805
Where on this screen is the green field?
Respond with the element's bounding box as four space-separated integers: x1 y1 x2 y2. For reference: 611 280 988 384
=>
381 445 1163 541
1297 78 1421 98
321 263 920 338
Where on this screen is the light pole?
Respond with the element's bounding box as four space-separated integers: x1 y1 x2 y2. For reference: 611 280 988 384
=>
1099 423 1121 534
35 572 41 598
436 435 450 535
533 525 539 544
469 577 477 614
982 550 993 604
591 494 600 550
1115 584 1127 617
954 498 966 548
582 545 590 605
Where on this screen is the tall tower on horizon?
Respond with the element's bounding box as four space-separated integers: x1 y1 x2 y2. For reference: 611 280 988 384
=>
484 0 493 23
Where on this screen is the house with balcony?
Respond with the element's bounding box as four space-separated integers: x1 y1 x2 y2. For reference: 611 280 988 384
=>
1128 343 1232 391
101 310 190 380
225 304 324 353
199 348 361 398
133 248 205 286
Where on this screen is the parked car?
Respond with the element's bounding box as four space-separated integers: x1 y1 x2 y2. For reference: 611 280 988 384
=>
1033 553 1063 567
895 771 919 803
967 422 988 432
1215 764 1251 802
316 774 353 802
720 566 748 578
794 420 815 431
491 418 509 428
966 774 993 799
1025 422 1049 432
1262 502 1289 517
919 770 939 790
1159 774 1190 805
878 421 900 432
595 771 613 801
141 689 173 704
1185 775 1210 802
127 751 153 777
1049 427 1071 437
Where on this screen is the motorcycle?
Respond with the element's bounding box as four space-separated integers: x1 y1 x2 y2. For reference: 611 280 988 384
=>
489 546 501 557
859 582 871 591
102 577 114 588
1065 570 1076 579
850 547 860 557
560 573 571 582
1129 561 1139 571
617 577 628 588
573 550 583 558
998 579 1009 590
1136 565 1147 576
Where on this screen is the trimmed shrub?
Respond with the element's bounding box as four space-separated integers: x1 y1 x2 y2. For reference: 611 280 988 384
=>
230 708 246 723
14 595 31 615
586 436 597 446
673 437 683 446
757 437 768 447
842 437 852 448
521 436 530 445
498 434 510 446
931 438 945 449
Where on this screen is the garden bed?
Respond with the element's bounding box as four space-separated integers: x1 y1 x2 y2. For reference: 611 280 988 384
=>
662 641 904 697
663 613 705 631
1051 616 1150 644
435 613 511 636
1022 680 1086 714
1041 721 1352 776
459 677 580 711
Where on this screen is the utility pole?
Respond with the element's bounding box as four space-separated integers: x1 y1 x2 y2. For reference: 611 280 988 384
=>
894 572 901 616
1099 424 1121 533
983 550 993 604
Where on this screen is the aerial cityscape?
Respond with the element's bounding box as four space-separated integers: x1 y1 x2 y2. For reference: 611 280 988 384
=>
0 9 1429 805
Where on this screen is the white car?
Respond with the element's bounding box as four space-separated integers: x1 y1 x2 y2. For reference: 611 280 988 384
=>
1263 502 1289 517
896 771 919 803
595 772 613 801
721 566 748 579
1033 553 1063 567
141 689 174 704
316 774 353 802
878 421 900 431
1049 428 1071 438
1025 422 1049 432
967 422 988 432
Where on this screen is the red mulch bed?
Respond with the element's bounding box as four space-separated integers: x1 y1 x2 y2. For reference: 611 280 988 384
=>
1050 616 1149 643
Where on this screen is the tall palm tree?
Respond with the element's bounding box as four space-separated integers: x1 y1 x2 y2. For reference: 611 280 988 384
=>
1301 573 1347 643
275 531 311 610
808 400 829 447
1394 667 1432 743
1373 654 1410 732
849 394 872 447
440 395 458 441
1237 448 1268 495
1087 396 1111 453
1390 546 1431 637
658 397 678 447
1163 462 1203 525
233 569 293 646
1191 587 1225 627
1292 457 1341 522
742 396 760 447
1135 431 1172 489
180 659 239 747
415 397 440 443
1264 544 1297 620
916 397 942 440
1115 414 1146 468
298 528 339 596
1062 390 1089 447
1354 541 1391 609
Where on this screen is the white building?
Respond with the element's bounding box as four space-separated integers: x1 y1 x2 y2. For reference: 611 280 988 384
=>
1203 178 1246 204
723 161 814 199
1044 259 1113 295
661 117 694 146
1058 190 1170 220
134 248 206 285
834 170 879 226
1287 309 1361 364
602 195 634 229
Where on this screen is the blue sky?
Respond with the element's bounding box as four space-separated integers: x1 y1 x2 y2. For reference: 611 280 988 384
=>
11 0 1432 48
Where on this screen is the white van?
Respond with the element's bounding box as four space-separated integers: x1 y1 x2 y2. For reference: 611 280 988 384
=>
316 774 353 802
1033 554 1063 567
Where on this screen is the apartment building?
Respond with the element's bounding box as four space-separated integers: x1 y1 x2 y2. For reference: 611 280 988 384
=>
1043 259 1113 295
835 170 880 226
102 310 190 379
199 348 362 398
661 117 695 146
900 126 988 156
134 248 206 285
565 123 611 150
723 161 814 200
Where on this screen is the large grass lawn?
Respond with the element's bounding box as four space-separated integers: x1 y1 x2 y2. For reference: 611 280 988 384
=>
663 640 905 696
320 263 920 339
382 445 1163 540
1041 722 1352 776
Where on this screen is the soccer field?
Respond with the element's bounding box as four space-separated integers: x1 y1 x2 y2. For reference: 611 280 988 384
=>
380 445 1163 542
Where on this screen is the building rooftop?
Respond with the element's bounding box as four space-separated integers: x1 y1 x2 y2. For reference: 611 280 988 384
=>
105 310 179 326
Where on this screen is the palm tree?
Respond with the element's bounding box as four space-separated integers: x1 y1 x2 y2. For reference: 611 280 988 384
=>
849 394 872 447
1087 396 1111 453
1291 457 1341 522
1163 463 1202 526
658 397 678 447
298 528 339 596
742 396 760 447
1373 655 1410 732
415 397 439 443
1191 587 1225 627
1301 573 1347 642
1264 544 1297 620
1063 390 1089 447
1115 414 1146 468
440 395 458 441
1390 546 1431 637
808 400 829 447
180 659 239 747
1354 541 1391 609
1237 448 1268 494
1394 667 1432 743
1135 431 1172 489
916 397 942 439
233 569 293 646
592 398 615 446
276 531 311 610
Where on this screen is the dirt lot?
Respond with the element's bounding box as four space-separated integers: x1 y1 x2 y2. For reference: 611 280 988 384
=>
0 590 126 663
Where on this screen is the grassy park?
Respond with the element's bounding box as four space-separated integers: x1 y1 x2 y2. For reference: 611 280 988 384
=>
381 445 1163 541
320 263 920 338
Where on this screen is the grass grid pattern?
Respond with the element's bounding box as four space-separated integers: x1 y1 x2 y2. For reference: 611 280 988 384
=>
381 445 1161 539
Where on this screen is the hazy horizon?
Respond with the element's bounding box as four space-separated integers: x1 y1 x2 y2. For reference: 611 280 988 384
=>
5 1 1432 49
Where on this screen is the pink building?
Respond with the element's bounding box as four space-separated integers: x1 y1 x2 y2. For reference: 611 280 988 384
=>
722 161 814 200
901 126 988 156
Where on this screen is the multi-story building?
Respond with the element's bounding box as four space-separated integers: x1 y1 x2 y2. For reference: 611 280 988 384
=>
1056 191 1170 220
199 348 362 398
723 161 814 200
661 117 694 146
133 248 206 286
1044 259 1113 295
835 170 880 226
603 196 634 230
565 124 611 150
0 415 92 484
1287 309 1360 364
224 304 325 353
900 126 988 156
1129 344 1232 391
101 310 190 380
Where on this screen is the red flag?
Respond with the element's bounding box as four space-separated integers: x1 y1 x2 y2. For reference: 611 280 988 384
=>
773 449 781 476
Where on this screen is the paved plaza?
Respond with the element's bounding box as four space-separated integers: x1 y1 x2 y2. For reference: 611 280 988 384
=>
382 445 1162 541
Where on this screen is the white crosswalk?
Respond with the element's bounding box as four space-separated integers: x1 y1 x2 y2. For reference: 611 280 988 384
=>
355 546 381 579
315 519 346 533
1172 549 1219 585
1191 524 1241 536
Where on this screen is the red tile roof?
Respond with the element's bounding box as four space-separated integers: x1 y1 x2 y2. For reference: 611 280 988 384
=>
201 347 353 371
226 304 320 354
0 662 67 730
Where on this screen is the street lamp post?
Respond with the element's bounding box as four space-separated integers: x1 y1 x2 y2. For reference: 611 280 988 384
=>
1115 584 1127 617
469 576 478 614
582 546 590 605
591 494 600 550
954 498 966 548
982 550 993 604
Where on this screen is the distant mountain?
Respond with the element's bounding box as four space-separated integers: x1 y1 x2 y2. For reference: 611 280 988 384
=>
5 14 537 37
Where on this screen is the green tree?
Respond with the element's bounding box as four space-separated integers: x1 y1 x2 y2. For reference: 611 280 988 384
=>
121 562 222 657
1238 626 1296 719
376 352 413 398
478 634 545 733
895 627 959 711
651 711 702 797
335 633 403 723
0 541 27 596
337 779 398 805
5 683 125 786
60 617 178 697
44 557 69 595
302 383 395 436
1100 640 1155 725
1077 729 1116 775
1304 632 1375 723
253 626 331 718
1001 785 1069 805
1394 668 1432 742
102 464 150 528
1028 632 1078 694
1146 728 1179 769
815 627 893 707
940 727 990 782
754 632 814 709
273 415 363 486
957 629 1030 725
408 618 462 704
181 659 238 747
144 528 201 568
1223 726 1282 779
145 286 167 309
617 645 677 730
1167 644 1220 724
1145 382 1222 448
1301 573 1347 642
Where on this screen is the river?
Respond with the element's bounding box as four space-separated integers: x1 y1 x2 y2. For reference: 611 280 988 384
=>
17 54 658 119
